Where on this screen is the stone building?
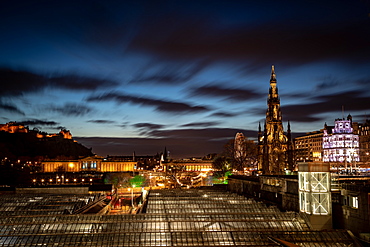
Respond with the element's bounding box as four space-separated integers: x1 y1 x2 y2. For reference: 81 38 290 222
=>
294 130 324 162
359 119 370 165
323 115 360 172
42 156 136 173
0 122 29 133
258 66 294 174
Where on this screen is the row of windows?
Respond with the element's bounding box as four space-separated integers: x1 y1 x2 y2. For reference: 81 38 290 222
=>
82 161 97 169
343 195 358 209
43 163 135 173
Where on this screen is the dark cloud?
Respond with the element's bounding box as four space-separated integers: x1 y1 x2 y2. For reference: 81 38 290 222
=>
2 1 369 73
130 60 210 85
49 74 118 91
133 123 166 130
0 68 47 96
281 90 370 123
132 122 166 136
118 122 129 128
87 92 210 114
74 136 223 158
314 91 370 113
0 101 25 115
209 111 239 118
129 10 370 69
49 103 92 117
18 119 59 127
74 126 268 158
53 125 68 131
75 123 309 158
190 85 263 102
283 92 310 99
148 128 257 141
355 78 370 86
0 68 118 96
252 89 370 123
87 120 116 124
315 76 340 91
352 113 370 121
180 121 220 128
76 125 316 158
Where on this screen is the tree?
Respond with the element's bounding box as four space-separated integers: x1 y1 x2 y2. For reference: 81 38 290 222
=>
212 156 232 184
212 156 232 174
129 175 146 188
222 136 258 172
104 172 131 189
165 162 186 188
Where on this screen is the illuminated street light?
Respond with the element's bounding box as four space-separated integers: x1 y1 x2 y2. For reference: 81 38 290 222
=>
131 185 136 208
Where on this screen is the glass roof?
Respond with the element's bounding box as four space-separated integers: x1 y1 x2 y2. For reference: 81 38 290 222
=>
0 188 357 246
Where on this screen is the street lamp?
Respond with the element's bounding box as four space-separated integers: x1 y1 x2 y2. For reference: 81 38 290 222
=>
130 185 136 209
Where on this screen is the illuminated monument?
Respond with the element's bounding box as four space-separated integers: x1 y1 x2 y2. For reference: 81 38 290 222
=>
258 66 294 174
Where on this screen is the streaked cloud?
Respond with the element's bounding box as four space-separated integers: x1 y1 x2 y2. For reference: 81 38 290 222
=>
0 101 25 115
190 85 263 101
209 112 239 118
87 120 116 124
18 119 59 127
133 122 166 130
48 103 92 117
87 92 211 114
0 68 118 96
180 121 220 128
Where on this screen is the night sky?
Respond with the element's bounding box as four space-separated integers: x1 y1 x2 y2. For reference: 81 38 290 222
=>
1 0 370 158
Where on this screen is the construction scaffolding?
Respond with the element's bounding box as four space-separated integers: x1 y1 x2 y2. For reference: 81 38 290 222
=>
0 188 360 246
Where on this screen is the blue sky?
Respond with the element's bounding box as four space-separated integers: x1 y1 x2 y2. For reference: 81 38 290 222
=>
1 0 370 158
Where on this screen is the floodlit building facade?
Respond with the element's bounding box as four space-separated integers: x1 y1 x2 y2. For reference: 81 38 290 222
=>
294 130 324 162
323 115 360 165
42 156 136 173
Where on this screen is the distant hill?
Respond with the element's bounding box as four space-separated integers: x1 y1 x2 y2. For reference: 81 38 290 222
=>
0 130 93 160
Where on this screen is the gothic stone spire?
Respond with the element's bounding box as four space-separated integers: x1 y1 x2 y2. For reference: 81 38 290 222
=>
258 65 292 174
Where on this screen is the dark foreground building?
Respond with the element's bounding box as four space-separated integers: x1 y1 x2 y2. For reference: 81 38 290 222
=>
0 187 361 246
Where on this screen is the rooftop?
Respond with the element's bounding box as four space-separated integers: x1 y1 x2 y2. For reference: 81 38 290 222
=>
0 188 360 246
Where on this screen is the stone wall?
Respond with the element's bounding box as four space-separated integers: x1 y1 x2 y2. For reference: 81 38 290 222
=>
332 187 370 236
228 175 299 211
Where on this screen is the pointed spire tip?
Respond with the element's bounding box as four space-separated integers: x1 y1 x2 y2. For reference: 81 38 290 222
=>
270 65 276 82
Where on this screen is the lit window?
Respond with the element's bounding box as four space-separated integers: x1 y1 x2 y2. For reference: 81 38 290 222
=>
352 196 358 209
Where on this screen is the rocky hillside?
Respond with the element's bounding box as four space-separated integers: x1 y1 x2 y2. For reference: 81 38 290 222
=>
0 131 93 160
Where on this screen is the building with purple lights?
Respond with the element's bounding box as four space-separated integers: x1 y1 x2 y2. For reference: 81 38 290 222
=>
323 115 359 165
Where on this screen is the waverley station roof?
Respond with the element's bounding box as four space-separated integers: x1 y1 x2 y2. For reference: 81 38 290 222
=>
0 188 360 246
